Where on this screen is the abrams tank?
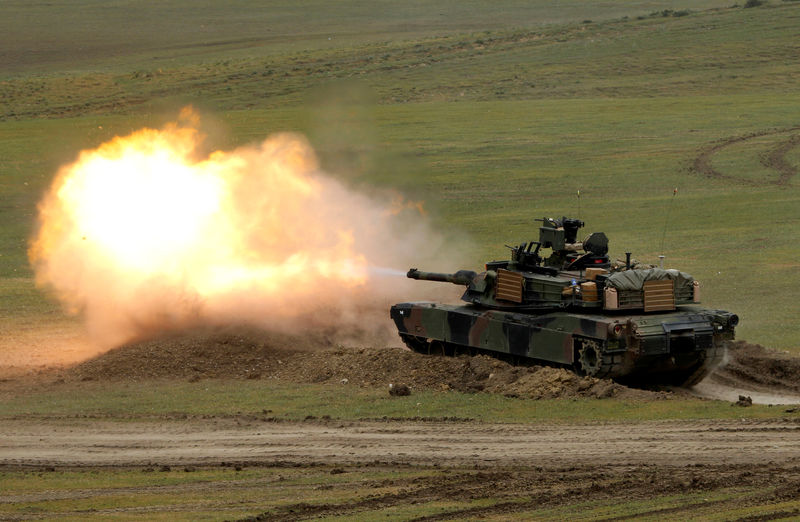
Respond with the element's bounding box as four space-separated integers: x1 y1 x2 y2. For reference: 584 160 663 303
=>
390 216 738 386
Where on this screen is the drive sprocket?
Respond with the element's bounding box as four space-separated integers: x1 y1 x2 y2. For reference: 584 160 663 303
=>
577 339 603 376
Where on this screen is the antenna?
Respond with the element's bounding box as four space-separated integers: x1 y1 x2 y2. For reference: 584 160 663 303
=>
576 189 581 220
659 187 678 267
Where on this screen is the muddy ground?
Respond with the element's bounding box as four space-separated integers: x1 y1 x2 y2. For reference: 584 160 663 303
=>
2 332 800 519
1 414 799 519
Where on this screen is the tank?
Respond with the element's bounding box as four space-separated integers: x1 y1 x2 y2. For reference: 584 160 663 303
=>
390 216 738 386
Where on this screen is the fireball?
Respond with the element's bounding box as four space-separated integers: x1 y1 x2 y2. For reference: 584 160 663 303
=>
29 110 399 346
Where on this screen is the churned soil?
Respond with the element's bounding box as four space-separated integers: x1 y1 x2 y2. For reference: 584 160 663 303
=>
708 340 800 394
56 327 663 401
5 326 798 403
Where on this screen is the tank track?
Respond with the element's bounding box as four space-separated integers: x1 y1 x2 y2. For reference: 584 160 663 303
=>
399 333 725 387
674 340 727 387
399 333 624 378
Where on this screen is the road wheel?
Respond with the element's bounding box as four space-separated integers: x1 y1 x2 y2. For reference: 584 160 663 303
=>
429 341 446 356
400 335 430 355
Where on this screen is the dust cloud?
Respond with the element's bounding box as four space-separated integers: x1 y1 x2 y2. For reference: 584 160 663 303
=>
29 108 470 352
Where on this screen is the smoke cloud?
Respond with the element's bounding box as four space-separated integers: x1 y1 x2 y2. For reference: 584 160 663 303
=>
30 109 469 350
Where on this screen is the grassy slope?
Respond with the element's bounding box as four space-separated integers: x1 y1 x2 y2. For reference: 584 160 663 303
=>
0 0 733 75
1 2 798 347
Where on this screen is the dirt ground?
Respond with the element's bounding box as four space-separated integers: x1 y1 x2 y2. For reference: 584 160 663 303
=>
2 415 800 468
2 331 800 519
18 330 796 404
2 336 799 466
46 327 667 401
2 417 800 520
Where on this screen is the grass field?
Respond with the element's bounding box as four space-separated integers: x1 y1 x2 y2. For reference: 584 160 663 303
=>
0 0 735 75
2 0 799 348
1 1 800 519
0 379 791 422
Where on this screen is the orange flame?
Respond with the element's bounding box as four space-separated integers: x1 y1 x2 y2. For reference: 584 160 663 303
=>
30 110 457 348
386 192 426 217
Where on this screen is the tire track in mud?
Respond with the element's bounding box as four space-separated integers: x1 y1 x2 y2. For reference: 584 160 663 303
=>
763 133 800 186
6 463 796 521
691 126 800 186
242 464 800 522
3 417 800 469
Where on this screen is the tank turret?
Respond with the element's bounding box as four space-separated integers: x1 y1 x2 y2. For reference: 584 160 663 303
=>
407 216 624 311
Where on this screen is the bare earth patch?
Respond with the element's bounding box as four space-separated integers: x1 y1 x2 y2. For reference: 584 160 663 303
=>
27 327 664 401
5 328 800 403
693 341 800 404
1 415 799 519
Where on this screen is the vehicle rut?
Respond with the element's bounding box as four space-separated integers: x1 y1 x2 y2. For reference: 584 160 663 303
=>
691 127 800 186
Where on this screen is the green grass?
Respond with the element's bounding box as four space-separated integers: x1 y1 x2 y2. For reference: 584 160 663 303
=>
0 0 735 76
4 4 800 119
1 465 795 521
0 380 792 422
0 466 440 521
1 3 799 349
520 488 800 521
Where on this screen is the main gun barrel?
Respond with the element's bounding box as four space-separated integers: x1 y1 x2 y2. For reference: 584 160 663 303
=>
407 268 477 286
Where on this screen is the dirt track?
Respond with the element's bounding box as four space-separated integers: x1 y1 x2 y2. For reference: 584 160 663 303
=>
691 126 800 186
3 415 800 521
2 416 799 469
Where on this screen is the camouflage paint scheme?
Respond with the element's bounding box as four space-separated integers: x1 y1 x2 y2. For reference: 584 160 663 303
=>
390 302 736 383
390 216 738 385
